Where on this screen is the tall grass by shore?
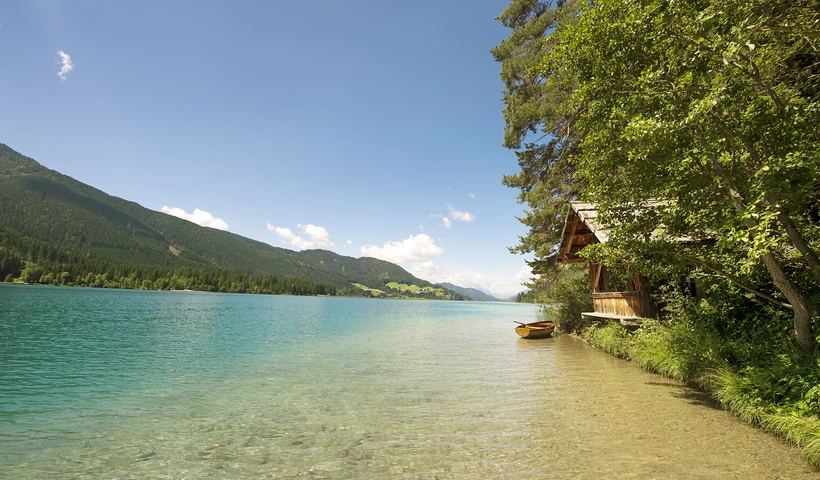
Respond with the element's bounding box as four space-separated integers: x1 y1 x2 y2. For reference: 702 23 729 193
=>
583 318 820 468
540 264 820 468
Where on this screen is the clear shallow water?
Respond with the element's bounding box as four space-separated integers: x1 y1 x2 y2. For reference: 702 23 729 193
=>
0 285 815 479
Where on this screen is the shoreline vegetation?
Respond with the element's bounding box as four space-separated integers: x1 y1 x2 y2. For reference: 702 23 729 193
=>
0 228 465 300
0 227 467 300
0 274 467 301
0 252 339 296
579 320 820 469
496 0 820 470
0 276 467 301
533 268 820 469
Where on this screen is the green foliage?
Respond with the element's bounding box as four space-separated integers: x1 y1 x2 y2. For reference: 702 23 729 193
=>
583 323 632 359
545 0 820 349
515 264 593 329
385 281 420 293
583 290 820 467
493 0 584 284
499 0 819 346
352 283 384 297
369 281 465 300
515 288 545 303
546 266 593 333
497 0 820 464
296 250 435 291
0 230 337 295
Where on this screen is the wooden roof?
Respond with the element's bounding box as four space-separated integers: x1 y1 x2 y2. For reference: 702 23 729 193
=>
556 202 609 263
556 201 703 263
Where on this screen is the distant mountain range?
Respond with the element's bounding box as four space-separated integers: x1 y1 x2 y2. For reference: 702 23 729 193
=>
0 143 466 299
436 282 503 302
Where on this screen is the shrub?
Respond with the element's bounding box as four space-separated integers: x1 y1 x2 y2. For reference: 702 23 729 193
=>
547 268 593 333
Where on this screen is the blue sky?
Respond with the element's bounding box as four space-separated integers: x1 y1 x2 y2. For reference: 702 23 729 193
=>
0 0 534 297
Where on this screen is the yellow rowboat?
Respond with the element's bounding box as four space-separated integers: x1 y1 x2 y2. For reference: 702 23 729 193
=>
514 321 555 339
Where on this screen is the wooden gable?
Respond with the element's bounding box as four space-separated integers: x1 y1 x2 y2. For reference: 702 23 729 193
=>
556 202 610 263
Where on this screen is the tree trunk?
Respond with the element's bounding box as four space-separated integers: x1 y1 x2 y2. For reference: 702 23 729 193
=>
700 136 818 352
736 135 820 282
774 208 820 283
759 252 818 353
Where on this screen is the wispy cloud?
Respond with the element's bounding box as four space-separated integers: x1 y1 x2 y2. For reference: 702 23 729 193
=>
442 217 452 228
468 193 476 199
360 234 443 264
57 50 73 81
161 206 229 230
346 240 353 246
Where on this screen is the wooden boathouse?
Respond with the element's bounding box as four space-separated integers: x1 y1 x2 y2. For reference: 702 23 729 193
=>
556 202 655 327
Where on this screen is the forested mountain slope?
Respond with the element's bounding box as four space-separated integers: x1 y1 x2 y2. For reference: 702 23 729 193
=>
436 282 502 301
0 143 460 297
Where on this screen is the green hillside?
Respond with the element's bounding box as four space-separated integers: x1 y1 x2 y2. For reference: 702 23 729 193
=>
0 143 465 299
295 249 431 288
437 282 502 302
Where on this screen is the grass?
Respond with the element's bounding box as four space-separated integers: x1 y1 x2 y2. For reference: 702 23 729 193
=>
385 282 447 297
351 283 384 296
385 281 420 293
353 282 450 299
583 321 820 469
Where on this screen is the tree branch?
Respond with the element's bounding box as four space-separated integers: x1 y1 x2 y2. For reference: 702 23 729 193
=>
670 252 793 309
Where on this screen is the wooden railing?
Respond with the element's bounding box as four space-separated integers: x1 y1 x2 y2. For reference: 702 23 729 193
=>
592 291 642 317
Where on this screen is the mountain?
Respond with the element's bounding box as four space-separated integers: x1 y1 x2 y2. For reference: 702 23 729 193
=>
0 143 465 299
437 282 502 302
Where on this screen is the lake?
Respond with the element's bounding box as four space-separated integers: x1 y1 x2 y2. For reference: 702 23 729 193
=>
0 285 815 478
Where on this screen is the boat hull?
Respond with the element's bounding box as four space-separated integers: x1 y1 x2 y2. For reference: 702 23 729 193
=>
515 321 555 339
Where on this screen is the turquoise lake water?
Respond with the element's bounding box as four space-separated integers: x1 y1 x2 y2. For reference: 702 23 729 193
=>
0 285 816 478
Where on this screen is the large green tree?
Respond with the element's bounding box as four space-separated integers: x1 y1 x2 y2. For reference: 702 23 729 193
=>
535 0 820 351
492 0 582 285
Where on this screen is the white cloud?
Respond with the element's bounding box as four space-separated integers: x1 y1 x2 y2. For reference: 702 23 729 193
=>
405 261 530 299
346 240 353 246
57 50 73 81
468 193 476 199
299 224 335 247
442 217 452 228
418 224 425 232
360 234 443 264
267 224 313 250
413 260 438 278
516 265 534 283
267 223 335 250
446 204 475 222
162 206 228 230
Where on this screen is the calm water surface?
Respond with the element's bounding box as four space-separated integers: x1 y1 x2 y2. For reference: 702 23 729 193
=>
0 285 815 478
